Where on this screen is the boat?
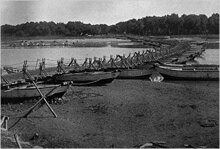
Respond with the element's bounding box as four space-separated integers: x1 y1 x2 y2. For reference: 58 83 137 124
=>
156 61 219 69
1 83 69 103
86 66 153 79
52 71 120 86
3 66 21 74
155 64 219 80
117 68 152 79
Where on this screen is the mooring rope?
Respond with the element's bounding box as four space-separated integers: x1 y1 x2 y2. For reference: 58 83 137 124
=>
45 58 57 61
2 62 24 67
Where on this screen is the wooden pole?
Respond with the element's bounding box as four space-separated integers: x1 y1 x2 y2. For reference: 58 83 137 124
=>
88 58 96 70
107 55 113 64
82 58 88 69
1 76 9 84
68 57 74 66
42 58 48 76
60 57 64 65
35 59 40 70
23 85 58 118
98 58 104 69
23 62 57 118
14 134 22 149
102 56 106 64
74 59 80 69
57 61 66 73
25 71 57 118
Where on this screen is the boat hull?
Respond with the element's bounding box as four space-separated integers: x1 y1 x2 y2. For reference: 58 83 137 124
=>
54 71 120 85
156 66 219 80
71 77 116 86
1 84 69 103
117 69 152 79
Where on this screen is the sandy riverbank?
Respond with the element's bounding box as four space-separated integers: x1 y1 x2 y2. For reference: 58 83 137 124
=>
1 79 219 148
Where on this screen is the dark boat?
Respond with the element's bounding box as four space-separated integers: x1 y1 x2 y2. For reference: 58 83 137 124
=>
53 71 120 86
117 68 152 79
1 83 69 103
82 67 153 80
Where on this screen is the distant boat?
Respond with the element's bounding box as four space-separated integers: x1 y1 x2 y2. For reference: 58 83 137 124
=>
1 83 69 103
53 71 120 86
3 66 21 74
155 63 219 80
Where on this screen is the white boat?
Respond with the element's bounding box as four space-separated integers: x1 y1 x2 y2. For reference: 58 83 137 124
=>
156 65 219 80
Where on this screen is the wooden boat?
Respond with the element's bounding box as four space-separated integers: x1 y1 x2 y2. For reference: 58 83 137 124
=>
87 66 153 79
156 61 219 69
1 83 69 103
53 71 120 85
3 66 21 74
155 64 219 80
117 68 152 79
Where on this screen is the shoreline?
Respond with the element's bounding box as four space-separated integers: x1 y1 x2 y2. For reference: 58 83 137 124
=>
1 35 219 49
1 80 219 148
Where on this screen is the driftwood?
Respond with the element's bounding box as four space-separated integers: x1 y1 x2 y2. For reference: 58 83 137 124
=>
1 116 9 131
14 134 22 149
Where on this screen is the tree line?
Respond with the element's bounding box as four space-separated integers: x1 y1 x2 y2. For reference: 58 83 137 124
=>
1 13 219 37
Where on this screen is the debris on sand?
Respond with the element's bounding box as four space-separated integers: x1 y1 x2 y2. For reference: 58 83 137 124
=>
140 141 167 148
87 103 108 114
198 119 218 127
177 104 197 110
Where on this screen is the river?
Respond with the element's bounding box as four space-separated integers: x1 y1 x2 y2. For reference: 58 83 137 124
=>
189 48 219 65
1 43 219 87
1 46 219 67
1 46 150 68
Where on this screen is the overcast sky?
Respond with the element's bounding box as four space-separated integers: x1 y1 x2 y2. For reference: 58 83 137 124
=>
1 0 219 25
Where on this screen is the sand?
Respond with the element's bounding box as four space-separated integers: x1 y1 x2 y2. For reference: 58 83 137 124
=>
1 79 219 148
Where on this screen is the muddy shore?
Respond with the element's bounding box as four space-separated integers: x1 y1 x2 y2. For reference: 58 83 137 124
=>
1 79 219 148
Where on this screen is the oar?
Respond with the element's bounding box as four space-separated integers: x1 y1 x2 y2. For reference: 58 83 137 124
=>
24 70 57 118
22 61 57 117
22 84 58 118
1 75 9 84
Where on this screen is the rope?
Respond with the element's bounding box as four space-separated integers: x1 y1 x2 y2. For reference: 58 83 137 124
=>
27 60 38 62
45 59 58 61
45 63 57 65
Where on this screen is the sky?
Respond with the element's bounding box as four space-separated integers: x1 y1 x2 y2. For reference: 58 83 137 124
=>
1 0 220 25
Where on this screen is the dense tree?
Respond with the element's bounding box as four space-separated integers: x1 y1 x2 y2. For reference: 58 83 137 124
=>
208 13 219 34
1 13 219 37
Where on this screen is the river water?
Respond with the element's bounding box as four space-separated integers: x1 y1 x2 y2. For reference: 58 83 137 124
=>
189 48 219 65
1 44 219 87
1 46 219 67
1 46 149 68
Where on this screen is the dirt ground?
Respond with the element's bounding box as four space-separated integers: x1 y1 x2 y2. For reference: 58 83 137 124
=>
1 79 219 148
